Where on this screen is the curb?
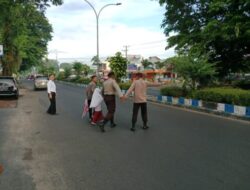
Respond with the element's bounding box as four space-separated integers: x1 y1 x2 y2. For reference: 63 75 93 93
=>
153 95 250 121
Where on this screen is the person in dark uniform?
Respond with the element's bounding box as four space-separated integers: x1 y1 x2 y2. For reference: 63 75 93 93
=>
47 74 57 115
99 72 124 132
85 75 97 121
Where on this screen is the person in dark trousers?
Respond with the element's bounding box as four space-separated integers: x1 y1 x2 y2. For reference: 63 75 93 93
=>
47 74 57 115
86 75 97 121
124 72 164 131
99 71 124 132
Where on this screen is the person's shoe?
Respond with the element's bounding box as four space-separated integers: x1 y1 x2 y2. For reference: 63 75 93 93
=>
91 122 96 125
110 123 117 128
99 122 105 132
130 127 136 132
142 126 149 130
99 125 105 132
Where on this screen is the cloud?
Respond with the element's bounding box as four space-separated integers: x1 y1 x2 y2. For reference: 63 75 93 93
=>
46 0 175 61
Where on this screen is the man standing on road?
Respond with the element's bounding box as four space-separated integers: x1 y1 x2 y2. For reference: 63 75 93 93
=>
124 72 164 132
47 74 57 115
86 75 97 121
99 71 124 132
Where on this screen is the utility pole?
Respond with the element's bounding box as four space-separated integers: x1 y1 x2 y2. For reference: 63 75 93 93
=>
83 0 122 76
122 45 129 60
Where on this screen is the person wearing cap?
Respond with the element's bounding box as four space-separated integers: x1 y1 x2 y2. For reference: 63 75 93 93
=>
86 75 97 121
124 72 164 131
99 71 124 132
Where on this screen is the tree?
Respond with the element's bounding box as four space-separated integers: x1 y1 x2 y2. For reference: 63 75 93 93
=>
0 0 63 75
159 0 250 76
37 59 59 76
60 63 72 70
91 55 99 66
107 52 127 82
64 67 72 79
155 61 165 69
173 54 217 89
82 64 90 76
73 62 83 76
141 59 153 69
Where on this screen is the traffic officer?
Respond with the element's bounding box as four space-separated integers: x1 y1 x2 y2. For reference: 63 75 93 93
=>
99 71 124 132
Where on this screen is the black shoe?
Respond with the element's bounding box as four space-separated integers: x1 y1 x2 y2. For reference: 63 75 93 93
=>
130 127 135 132
99 123 105 132
110 123 117 128
142 126 149 130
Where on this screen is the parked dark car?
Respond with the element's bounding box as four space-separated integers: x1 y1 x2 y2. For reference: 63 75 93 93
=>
0 76 19 99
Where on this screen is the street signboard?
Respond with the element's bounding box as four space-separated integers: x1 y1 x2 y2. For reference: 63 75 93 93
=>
0 45 3 56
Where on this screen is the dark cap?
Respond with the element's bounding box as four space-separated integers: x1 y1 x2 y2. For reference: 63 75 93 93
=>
136 72 143 78
91 75 97 79
108 71 115 77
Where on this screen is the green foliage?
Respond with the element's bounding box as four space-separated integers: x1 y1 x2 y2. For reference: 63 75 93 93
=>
38 59 59 76
155 61 165 69
57 72 65 80
119 82 131 90
60 63 72 70
82 64 91 76
108 52 127 82
232 80 250 90
72 62 83 76
67 77 91 84
64 67 72 79
159 0 250 76
141 59 153 69
0 0 63 75
192 87 250 106
91 56 99 66
160 86 190 97
76 77 91 84
172 54 217 89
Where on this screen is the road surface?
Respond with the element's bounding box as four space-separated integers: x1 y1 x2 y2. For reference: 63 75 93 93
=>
0 80 249 190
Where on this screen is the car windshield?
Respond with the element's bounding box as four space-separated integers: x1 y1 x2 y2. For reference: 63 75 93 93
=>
0 79 15 86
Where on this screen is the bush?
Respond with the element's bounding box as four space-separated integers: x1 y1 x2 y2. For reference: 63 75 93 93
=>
232 80 250 90
119 82 131 90
160 86 190 97
192 87 250 106
56 72 65 80
76 77 91 84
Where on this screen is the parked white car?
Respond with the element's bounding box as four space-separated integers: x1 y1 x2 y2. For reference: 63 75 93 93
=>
34 76 48 90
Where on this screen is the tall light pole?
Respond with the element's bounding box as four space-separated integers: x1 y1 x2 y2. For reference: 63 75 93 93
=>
83 0 121 75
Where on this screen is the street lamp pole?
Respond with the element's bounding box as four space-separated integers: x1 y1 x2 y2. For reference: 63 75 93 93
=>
83 0 121 75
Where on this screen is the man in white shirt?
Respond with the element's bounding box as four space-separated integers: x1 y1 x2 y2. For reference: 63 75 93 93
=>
47 74 57 115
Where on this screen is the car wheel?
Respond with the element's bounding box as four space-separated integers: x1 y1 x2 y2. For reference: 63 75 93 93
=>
15 93 19 99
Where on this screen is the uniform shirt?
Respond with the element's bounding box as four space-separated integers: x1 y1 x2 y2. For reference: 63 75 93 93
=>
86 81 96 100
125 79 161 103
103 78 123 97
47 80 56 93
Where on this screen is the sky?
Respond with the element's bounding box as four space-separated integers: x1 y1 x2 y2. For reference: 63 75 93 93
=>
45 0 176 63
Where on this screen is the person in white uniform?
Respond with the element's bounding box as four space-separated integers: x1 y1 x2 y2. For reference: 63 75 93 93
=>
47 74 57 115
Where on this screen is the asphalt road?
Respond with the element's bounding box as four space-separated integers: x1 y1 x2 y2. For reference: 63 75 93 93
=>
0 80 250 190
